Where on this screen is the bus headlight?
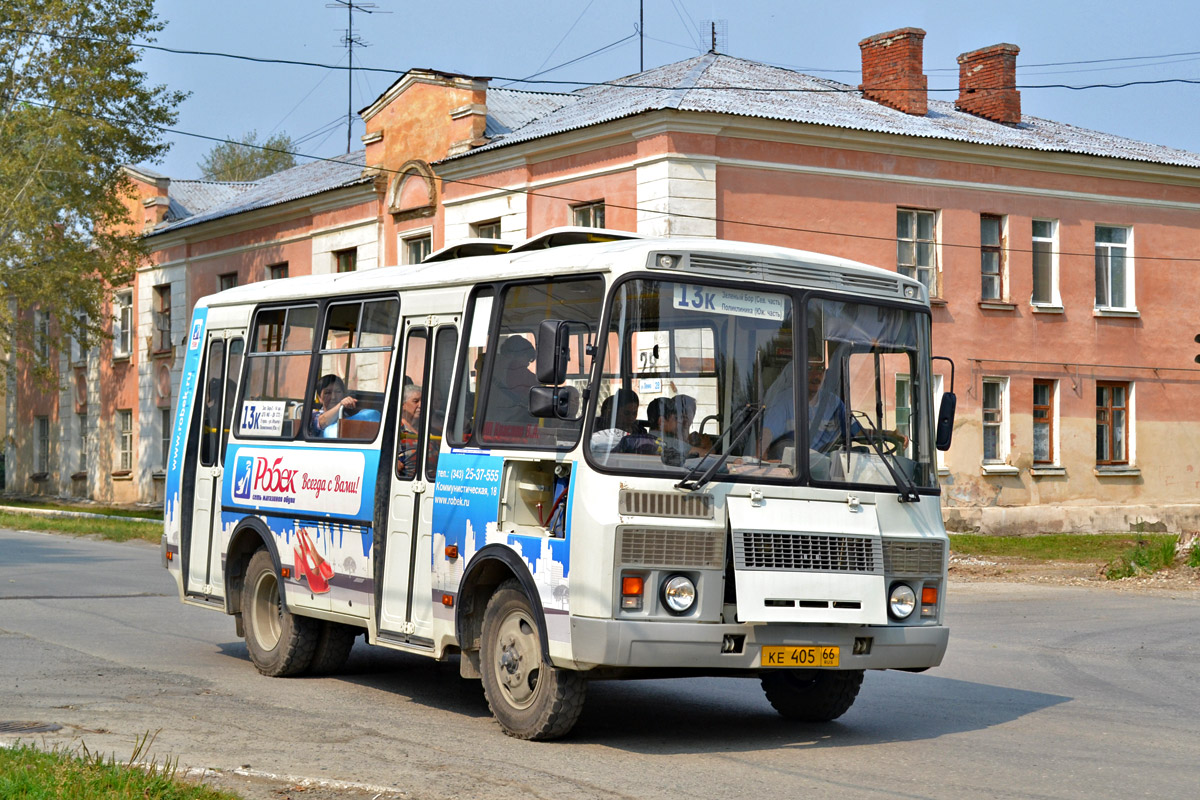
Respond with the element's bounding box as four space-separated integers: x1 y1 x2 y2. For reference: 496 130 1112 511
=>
661 575 696 614
888 583 917 619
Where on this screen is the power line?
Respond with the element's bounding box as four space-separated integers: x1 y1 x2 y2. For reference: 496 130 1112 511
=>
19 95 1200 265
3 27 1198 94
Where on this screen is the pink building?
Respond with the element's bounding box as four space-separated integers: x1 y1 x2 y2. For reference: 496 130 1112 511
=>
9 28 1200 533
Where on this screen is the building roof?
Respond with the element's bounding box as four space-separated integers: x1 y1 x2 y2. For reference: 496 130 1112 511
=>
447 53 1200 169
148 151 372 237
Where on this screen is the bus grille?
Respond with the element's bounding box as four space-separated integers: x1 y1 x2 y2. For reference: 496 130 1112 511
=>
618 527 724 569
734 532 882 574
681 255 904 297
619 490 714 519
882 538 946 575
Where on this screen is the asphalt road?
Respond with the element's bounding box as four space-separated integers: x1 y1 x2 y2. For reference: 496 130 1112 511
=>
2 527 1198 800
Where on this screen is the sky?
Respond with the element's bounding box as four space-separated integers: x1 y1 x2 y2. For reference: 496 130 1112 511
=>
139 0 1200 179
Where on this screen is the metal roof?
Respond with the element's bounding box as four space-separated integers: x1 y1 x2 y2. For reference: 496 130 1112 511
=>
484 87 577 138
149 151 372 237
445 53 1200 169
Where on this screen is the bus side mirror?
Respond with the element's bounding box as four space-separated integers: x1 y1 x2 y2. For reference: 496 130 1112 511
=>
535 319 570 385
529 385 579 419
935 392 956 451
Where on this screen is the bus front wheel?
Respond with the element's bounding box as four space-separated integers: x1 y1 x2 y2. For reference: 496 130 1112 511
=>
479 579 586 740
760 669 864 722
243 549 317 677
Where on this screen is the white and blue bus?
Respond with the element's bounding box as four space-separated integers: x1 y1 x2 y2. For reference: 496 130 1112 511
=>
162 229 956 740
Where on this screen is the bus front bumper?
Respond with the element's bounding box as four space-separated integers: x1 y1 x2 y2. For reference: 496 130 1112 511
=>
565 617 948 672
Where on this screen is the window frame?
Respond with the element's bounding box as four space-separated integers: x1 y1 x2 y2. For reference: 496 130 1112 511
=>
334 248 357 273
980 213 1005 301
1032 379 1057 465
218 272 239 292
269 262 289 280
1096 380 1131 466
897 208 939 298
981 377 1009 465
34 415 51 474
78 412 88 473
1031 219 1060 308
472 219 502 239
401 230 433 265
236 303 320 442
112 290 133 359
1094 225 1134 311
154 284 172 352
572 201 606 229
117 409 133 472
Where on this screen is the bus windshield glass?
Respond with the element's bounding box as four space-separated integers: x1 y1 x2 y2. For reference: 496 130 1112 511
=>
587 278 937 491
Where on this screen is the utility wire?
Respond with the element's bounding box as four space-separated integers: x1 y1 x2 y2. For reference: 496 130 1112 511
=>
3 27 1198 93
18 95 1200 265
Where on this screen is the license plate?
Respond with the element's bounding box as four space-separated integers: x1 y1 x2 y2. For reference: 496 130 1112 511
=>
762 645 840 668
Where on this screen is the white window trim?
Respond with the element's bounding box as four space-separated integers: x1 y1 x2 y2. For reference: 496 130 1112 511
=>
1031 218 1062 309
897 208 941 299
117 410 133 472
400 227 434 265
471 219 502 239
980 213 1007 303
981 376 1016 473
113 290 133 360
1094 224 1136 313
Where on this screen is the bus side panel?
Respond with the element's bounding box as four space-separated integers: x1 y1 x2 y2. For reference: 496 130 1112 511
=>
163 308 209 585
431 451 573 653
222 442 380 617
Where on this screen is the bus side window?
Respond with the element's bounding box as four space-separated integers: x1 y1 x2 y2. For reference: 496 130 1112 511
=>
450 288 493 445
310 298 398 442
396 328 428 480
241 305 317 440
426 326 458 480
201 340 225 466
220 338 243 460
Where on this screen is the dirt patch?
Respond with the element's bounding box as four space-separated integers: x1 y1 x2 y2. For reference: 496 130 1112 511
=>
950 552 1200 592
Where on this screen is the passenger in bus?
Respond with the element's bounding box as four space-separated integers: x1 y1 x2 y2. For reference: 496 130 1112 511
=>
645 397 685 464
590 388 645 454
489 335 538 423
396 383 421 478
311 374 380 437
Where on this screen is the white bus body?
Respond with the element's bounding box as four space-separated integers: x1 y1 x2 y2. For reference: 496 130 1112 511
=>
163 233 952 739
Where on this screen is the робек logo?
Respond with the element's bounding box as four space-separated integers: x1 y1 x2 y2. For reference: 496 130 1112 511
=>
233 455 254 500
189 318 204 351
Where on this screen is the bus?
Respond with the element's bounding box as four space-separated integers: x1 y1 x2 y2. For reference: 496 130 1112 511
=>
162 229 957 740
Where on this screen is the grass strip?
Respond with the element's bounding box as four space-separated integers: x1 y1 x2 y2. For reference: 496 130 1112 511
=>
0 498 162 520
1104 536 1179 580
0 738 241 799
949 532 1179 563
0 511 161 543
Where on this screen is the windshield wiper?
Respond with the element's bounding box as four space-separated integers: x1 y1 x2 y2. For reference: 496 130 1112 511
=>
850 411 921 503
675 403 765 492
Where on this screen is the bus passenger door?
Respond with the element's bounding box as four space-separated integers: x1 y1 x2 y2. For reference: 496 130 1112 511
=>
186 335 242 599
378 320 457 643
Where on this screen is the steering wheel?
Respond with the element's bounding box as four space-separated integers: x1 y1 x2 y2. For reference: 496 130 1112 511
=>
844 430 905 455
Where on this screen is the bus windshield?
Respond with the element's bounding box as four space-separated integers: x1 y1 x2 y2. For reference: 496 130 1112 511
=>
587 277 938 492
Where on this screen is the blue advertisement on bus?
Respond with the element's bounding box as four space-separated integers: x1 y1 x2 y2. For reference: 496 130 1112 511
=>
164 307 208 551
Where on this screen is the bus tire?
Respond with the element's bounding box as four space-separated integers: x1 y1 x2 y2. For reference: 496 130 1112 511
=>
760 669 864 722
308 622 358 675
243 549 317 677
479 579 586 740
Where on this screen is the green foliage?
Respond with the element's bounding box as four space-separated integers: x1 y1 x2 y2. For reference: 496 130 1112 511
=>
0 734 241 799
0 510 161 542
0 497 162 520
949 533 1179 563
0 1 186 385
1104 535 1179 580
197 130 296 181
1188 541 1200 569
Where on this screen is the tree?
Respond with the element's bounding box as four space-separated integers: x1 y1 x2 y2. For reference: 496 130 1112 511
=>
198 130 296 182
0 0 186 382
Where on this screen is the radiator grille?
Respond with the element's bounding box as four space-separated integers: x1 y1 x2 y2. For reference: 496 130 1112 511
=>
679 255 904 298
734 532 882 573
618 527 724 569
619 490 714 519
882 538 946 575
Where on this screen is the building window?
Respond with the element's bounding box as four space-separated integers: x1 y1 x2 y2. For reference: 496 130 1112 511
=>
473 219 501 239
268 262 289 280
982 377 1008 463
894 374 911 442
154 284 172 352
1096 381 1130 465
35 416 51 474
161 408 172 468
117 410 133 472
1095 225 1133 310
1031 219 1059 306
33 310 51 360
70 313 89 365
897 209 937 296
403 234 432 265
78 413 88 473
980 214 1004 300
218 272 238 292
335 248 357 273
113 290 133 359
1033 380 1056 464
572 201 606 229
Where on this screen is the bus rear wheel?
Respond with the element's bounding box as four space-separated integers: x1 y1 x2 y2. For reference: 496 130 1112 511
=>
760 669 864 722
479 580 586 740
243 549 317 677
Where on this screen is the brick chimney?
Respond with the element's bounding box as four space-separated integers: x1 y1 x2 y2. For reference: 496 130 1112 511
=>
956 44 1021 124
858 27 928 116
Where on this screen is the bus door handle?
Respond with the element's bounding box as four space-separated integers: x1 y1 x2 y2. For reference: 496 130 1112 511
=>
212 467 223 477
412 480 427 494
